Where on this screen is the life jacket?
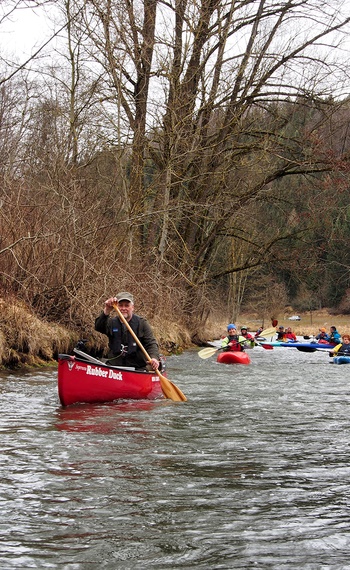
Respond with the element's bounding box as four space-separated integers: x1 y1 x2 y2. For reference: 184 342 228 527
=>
109 316 140 355
241 331 253 340
224 334 243 351
285 332 296 341
338 343 350 355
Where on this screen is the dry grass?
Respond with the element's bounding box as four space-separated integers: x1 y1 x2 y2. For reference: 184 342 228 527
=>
0 295 195 368
0 297 77 368
152 316 193 354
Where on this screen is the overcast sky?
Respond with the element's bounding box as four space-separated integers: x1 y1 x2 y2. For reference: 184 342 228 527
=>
0 3 59 59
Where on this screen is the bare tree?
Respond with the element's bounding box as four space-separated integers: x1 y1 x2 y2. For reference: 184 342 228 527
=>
2 0 350 335
47 0 350 324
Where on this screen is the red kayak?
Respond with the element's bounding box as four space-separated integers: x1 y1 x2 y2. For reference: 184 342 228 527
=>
58 352 164 406
217 351 251 365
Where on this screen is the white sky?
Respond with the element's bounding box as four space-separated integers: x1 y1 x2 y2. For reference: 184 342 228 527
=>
1 0 350 101
0 3 59 60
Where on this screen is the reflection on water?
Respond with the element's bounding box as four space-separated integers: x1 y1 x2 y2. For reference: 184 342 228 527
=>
55 400 170 434
1 348 350 568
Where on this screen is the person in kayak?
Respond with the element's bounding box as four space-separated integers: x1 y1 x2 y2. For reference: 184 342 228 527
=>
240 326 255 348
284 327 297 342
329 325 341 345
329 334 350 356
95 291 161 370
221 324 246 352
315 328 330 344
254 327 263 338
276 326 286 341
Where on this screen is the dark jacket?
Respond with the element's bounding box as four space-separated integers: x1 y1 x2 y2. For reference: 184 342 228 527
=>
95 312 160 369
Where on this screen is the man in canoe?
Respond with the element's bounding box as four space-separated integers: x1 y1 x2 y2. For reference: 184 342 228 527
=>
95 292 161 371
221 324 246 352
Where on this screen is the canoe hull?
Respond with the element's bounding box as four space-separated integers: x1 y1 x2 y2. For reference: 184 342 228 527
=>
58 355 163 406
217 351 251 365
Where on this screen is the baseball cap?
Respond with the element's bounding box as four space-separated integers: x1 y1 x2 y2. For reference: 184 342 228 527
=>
116 292 134 303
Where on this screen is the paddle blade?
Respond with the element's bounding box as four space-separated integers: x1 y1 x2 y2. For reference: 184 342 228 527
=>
260 326 277 337
198 347 219 359
260 343 273 350
157 371 187 402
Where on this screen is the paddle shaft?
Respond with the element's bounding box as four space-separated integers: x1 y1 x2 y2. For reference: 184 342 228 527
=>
112 303 187 401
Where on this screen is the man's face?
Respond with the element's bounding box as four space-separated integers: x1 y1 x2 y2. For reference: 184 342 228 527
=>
118 300 134 320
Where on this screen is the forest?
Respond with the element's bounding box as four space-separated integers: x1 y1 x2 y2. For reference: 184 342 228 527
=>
1 0 350 365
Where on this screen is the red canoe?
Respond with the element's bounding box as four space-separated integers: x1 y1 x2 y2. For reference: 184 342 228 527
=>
217 351 251 365
58 352 164 406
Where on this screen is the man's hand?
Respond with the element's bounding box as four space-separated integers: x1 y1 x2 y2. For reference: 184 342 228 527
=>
149 358 160 370
104 297 117 315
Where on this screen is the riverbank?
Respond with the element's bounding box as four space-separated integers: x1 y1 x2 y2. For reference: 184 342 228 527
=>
0 298 76 368
0 296 196 369
1 297 349 369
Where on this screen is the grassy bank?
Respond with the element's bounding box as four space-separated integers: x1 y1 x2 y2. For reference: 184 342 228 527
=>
1 296 349 369
0 296 195 369
0 298 78 368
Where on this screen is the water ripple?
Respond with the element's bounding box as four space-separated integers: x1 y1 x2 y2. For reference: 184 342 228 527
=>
1 349 350 568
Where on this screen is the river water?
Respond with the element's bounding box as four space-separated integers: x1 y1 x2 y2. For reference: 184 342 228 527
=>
1 345 350 569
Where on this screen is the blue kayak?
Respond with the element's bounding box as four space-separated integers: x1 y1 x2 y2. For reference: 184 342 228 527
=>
280 342 335 351
333 355 350 364
260 341 336 352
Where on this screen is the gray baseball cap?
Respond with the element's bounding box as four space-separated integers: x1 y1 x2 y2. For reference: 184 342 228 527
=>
116 292 134 303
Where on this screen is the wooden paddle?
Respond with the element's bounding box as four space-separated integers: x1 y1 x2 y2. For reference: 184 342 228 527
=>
112 304 187 402
198 326 277 359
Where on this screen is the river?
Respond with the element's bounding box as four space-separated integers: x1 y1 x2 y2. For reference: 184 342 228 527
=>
1 345 349 569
